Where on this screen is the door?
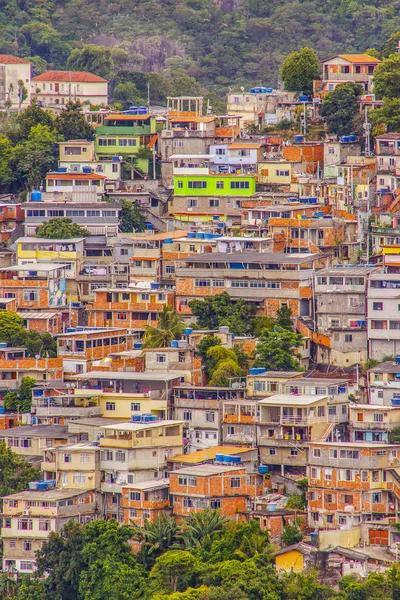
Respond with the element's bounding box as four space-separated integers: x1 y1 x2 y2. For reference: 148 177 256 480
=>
369 529 389 546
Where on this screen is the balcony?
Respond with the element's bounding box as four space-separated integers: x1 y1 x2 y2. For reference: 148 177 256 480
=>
352 421 391 430
41 461 56 471
223 414 256 423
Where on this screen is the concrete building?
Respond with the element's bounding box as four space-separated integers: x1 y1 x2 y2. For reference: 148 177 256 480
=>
313 54 381 97
2 487 97 572
367 360 400 406
121 479 170 526
367 273 400 360
0 55 31 111
41 443 101 490
0 424 75 464
32 70 108 110
314 266 381 367
58 139 122 183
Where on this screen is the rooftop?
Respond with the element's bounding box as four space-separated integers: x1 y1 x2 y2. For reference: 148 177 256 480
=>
46 173 106 180
33 70 108 83
58 327 129 338
250 371 301 378
104 114 152 121
17 312 59 319
171 464 245 477
74 371 186 382
121 479 170 490
369 361 400 373
0 425 69 438
169 446 255 464
228 143 262 149
375 133 400 140
67 417 129 427
286 377 349 386
18 236 87 244
316 266 381 276
0 55 31 64
323 54 381 64
0 263 68 273
177 252 322 265
169 117 216 124
101 420 183 432
258 394 328 406
4 488 93 501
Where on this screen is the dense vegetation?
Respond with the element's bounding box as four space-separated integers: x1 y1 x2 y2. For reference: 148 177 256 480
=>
0 515 398 599
2 0 400 94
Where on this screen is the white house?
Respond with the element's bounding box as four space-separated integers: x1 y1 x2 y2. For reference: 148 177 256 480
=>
32 70 108 111
0 55 31 111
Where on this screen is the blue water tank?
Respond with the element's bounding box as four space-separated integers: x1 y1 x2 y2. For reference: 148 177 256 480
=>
0 407 5 414
348 135 356 142
146 222 154 230
170 340 179 348
82 166 92 174
132 415 141 422
258 465 269 474
230 456 241 464
299 94 308 102
141 414 152 422
58 167 67 172
163 239 173 244
266 87 273 93
134 342 143 349
112 156 120 162
28 482 39 490
341 136 350 143
223 455 233 462
31 190 42 202
294 135 304 143
197 232 205 239
395 356 400 364
183 328 193 334
249 367 266 375
308 197 317 204
187 232 196 239
204 233 213 239
149 415 157 422
267 503 277 512
138 107 148 115
150 282 160 289
0 342 7 349
310 532 319 546
213 215 220 221
215 454 225 462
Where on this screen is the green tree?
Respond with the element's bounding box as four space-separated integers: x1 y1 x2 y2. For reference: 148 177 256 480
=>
36 217 91 239
36 520 86 600
0 441 39 497
112 82 141 109
170 75 203 97
370 97 400 132
254 328 303 371
15 101 54 142
280 47 319 94
17 80 28 110
388 426 400 444
276 305 293 330
150 550 199 594
321 83 363 136
54 101 95 141
178 509 228 550
189 292 254 335
118 199 146 233
280 523 303 547
249 315 277 337
0 135 16 190
234 532 275 565
19 21 71 66
203 345 238 379
15 123 60 189
130 513 179 569
373 53 400 99
0 313 57 358
16 576 44 600
67 45 114 80
381 31 400 58
0 573 18 598
142 306 184 348
208 359 243 387
3 376 36 413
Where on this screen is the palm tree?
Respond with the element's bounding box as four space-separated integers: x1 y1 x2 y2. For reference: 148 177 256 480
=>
234 532 276 565
178 508 228 549
142 305 184 348
0 573 17 598
130 513 178 568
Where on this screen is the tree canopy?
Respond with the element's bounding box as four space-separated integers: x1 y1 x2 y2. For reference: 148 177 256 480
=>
280 47 319 94
54 101 95 141
0 441 39 497
36 218 91 239
321 83 363 136
373 53 400 99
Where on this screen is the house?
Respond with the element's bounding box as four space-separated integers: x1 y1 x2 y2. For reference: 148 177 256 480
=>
246 370 302 398
58 140 122 182
222 399 258 445
367 273 400 360
0 355 63 393
2 487 97 573
313 54 381 97
348 404 400 444
307 441 400 548
0 55 31 111
31 385 102 426
167 96 203 118
168 446 258 473
367 360 400 406
42 443 101 490
143 344 202 386
314 266 381 367
121 479 170 526
0 263 68 311
0 203 24 244
0 424 75 463
56 326 133 375
169 464 259 518
32 70 108 110
226 88 302 127
275 542 318 573
45 172 106 196
209 143 262 174
257 393 347 476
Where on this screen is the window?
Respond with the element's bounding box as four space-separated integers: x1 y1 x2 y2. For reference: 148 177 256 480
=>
80 454 91 463
230 181 250 189
118 138 136 147
117 312 126 320
63 454 72 463
188 199 198 208
290 449 298 456
143 510 150 519
115 451 126 462
130 492 140 501
230 477 241 488
23 540 32 552
105 402 115 411
338 469 354 481
101 450 113 461
276 170 289 177
194 279 211 287
156 353 166 364
269 448 276 455
253 381 265 392
317 406 325 417
73 472 86 484
372 470 380 482
341 494 353 504
23 291 38 302
313 449 321 458
131 403 140 412
311 512 319 521
344 334 353 343
324 468 333 481
18 519 33 530
20 562 34 571
188 181 207 189
130 509 136 518
216 181 224 189
98 138 116 146
206 411 215 422
210 499 221 509
227 425 235 435
373 302 383 311
177 180 183 189
328 147 335 155
372 492 382 503
166 265 175 274
210 199 220 208
325 494 334 503
339 450 359 459
174 140 184 148
183 497 194 508
311 467 321 479
374 413 383 422
21 438 32 448
183 410 192 421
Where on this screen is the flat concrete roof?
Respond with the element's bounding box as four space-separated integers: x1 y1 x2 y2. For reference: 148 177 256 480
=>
258 394 328 406
17 237 86 243
74 371 186 381
316 266 381 276
176 252 322 265
286 378 349 386
67 417 129 427
169 446 255 464
101 420 183 432
122 479 170 490
171 464 245 476
0 263 68 272
4 488 92 501
0 425 69 437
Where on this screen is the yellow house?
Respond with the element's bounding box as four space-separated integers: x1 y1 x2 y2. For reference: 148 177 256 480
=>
95 391 168 420
246 371 302 398
58 140 122 181
258 160 292 185
42 443 101 490
99 420 183 450
275 543 317 573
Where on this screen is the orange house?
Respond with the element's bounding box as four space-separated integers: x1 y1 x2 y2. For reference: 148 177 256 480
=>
0 264 67 311
170 464 251 519
122 480 170 526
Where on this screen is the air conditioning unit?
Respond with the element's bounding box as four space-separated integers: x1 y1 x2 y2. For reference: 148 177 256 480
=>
22 510 30 516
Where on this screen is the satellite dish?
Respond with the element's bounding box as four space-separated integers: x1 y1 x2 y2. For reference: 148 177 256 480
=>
240 86 245 92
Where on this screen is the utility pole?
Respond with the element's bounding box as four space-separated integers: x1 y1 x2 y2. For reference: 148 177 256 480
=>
363 107 371 156
147 82 150 110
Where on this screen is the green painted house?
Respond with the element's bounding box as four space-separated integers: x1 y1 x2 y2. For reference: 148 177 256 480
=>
173 174 257 196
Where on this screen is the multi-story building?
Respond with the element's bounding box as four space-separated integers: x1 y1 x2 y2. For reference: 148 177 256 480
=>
367 273 400 360
257 393 348 476
31 384 102 426
348 404 400 444
144 345 202 386
307 441 400 547
313 266 381 367
246 370 302 399
2 487 97 572
374 133 400 195
367 360 400 406
58 140 122 184
175 251 327 321
226 88 303 127
0 55 31 111
41 443 101 490
209 143 261 174
172 172 256 224
313 54 381 97
0 203 24 244
32 70 108 110
87 285 175 331
57 326 133 375
0 424 75 463
169 464 259 518
221 399 258 446
121 479 170 526
172 385 247 452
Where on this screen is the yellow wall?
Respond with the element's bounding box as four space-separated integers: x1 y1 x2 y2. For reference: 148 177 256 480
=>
99 394 168 419
17 244 79 262
318 526 361 550
258 162 292 184
275 550 304 573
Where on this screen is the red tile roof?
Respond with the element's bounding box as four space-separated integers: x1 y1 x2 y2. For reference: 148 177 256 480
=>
0 55 31 65
32 70 108 83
